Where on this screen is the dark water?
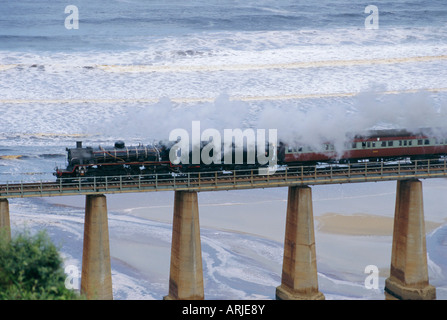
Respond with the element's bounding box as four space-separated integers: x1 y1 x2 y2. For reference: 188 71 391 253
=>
1 0 445 52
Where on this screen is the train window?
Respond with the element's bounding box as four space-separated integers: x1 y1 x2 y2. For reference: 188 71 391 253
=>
362 142 366 148
352 142 357 149
298 147 303 152
425 139 430 145
408 140 412 146
403 140 407 146
367 142 371 148
388 141 393 147
399 141 402 146
418 140 423 145
381 141 386 147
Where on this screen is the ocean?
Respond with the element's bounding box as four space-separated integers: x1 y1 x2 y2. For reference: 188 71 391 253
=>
0 0 446 300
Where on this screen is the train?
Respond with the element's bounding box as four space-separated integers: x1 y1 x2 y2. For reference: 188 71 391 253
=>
54 128 447 179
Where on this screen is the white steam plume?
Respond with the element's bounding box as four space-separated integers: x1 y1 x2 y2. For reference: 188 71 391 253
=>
258 87 447 154
98 87 446 155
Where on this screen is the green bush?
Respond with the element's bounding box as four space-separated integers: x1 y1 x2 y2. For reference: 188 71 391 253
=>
0 229 82 300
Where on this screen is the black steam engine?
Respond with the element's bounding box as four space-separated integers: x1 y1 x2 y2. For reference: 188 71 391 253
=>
54 141 172 178
54 140 277 179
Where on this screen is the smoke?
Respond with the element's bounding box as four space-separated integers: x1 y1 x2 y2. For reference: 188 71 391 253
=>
99 87 446 156
98 93 250 143
352 89 446 132
258 87 447 155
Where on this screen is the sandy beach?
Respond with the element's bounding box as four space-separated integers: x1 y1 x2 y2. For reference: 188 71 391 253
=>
316 212 442 236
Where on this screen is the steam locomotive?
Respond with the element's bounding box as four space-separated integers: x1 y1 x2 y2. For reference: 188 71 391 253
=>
54 128 447 179
54 138 276 179
54 140 172 178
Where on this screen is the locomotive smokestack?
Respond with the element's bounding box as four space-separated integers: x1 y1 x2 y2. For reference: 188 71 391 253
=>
76 141 82 148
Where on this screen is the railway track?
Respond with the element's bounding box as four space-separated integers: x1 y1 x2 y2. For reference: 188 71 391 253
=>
1 158 446 198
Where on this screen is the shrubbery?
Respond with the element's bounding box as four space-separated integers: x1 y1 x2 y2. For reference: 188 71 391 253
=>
0 229 81 300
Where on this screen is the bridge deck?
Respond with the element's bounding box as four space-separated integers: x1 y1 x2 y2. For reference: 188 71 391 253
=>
1 158 446 198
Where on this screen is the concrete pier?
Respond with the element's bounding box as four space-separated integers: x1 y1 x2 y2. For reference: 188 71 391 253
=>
0 199 10 241
164 191 204 300
81 194 113 300
276 186 324 300
385 179 436 300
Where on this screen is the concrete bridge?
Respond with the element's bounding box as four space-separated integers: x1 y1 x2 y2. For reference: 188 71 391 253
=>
0 159 443 300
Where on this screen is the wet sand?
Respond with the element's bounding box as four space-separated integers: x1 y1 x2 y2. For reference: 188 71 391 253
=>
316 212 442 236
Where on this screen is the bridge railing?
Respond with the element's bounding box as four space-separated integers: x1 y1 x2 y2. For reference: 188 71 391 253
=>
1 158 447 198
